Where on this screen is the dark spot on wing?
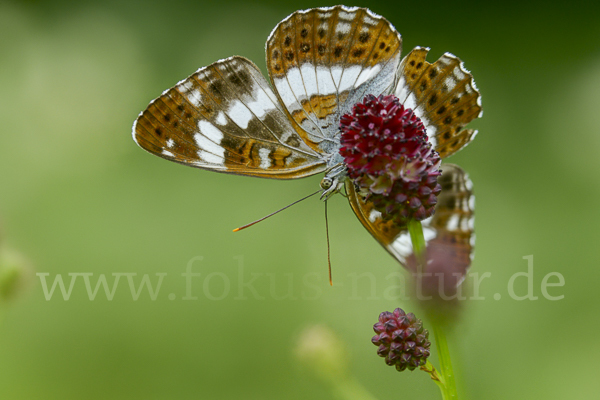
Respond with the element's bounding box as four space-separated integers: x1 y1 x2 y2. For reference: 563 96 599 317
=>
284 135 300 148
352 48 364 57
231 68 245 81
300 28 308 38
209 81 223 95
248 142 257 159
228 72 244 88
358 32 370 43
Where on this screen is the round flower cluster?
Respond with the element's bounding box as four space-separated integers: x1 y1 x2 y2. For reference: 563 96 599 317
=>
339 95 442 224
372 308 431 372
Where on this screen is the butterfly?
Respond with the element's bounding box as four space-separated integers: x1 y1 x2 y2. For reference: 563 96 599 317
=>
132 6 481 283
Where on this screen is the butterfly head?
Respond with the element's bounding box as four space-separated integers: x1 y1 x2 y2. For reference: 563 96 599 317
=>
320 162 346 201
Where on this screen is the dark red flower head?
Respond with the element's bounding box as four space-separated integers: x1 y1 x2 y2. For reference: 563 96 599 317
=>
372 308 431 372
339 95 442 224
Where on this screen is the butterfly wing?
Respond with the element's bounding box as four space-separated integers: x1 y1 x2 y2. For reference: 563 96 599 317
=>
346 164 475 285
266 5 402 155
133 56 327 179
395 47 483 159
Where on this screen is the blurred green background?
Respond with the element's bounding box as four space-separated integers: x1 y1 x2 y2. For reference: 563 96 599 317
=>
1 0 599 398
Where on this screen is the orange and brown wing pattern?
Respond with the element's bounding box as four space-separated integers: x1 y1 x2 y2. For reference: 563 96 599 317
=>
133 56 327 179
395 47 482 159
266 5 402 154
346 164 474 277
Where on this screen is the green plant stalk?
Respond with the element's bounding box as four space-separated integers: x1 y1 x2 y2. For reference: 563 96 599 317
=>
420 360 447 398
432 323 458 399
407 219 458 399
407 219 426 272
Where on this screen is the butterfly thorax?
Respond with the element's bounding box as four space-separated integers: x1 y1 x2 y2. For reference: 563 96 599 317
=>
320 151 347 200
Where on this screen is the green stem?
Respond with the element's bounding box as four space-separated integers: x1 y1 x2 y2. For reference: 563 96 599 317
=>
408 220 459 399
420 360 446 397
407 219 426 272
432 323 458 399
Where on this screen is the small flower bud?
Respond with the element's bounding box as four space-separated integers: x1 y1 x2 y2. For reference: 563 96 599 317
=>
372 308 431 372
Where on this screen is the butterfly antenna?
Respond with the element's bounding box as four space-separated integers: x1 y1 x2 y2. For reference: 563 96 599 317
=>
233 189 321 232
325 200 332 286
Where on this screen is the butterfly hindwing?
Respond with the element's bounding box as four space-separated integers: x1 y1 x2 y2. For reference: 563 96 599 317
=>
133 56 327 179
346 163 475 279
395 47 482 159
266 5 402 155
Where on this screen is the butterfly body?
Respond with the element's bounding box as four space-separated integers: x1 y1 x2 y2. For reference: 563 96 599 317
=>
132 6 481 274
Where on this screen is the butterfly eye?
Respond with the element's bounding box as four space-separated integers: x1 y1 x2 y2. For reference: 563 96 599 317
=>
320 177 333 190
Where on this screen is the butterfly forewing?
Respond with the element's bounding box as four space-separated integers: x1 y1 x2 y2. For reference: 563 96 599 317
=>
266 5 402 155
346 164 475 278
395 47 482 159
133 56 327 179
